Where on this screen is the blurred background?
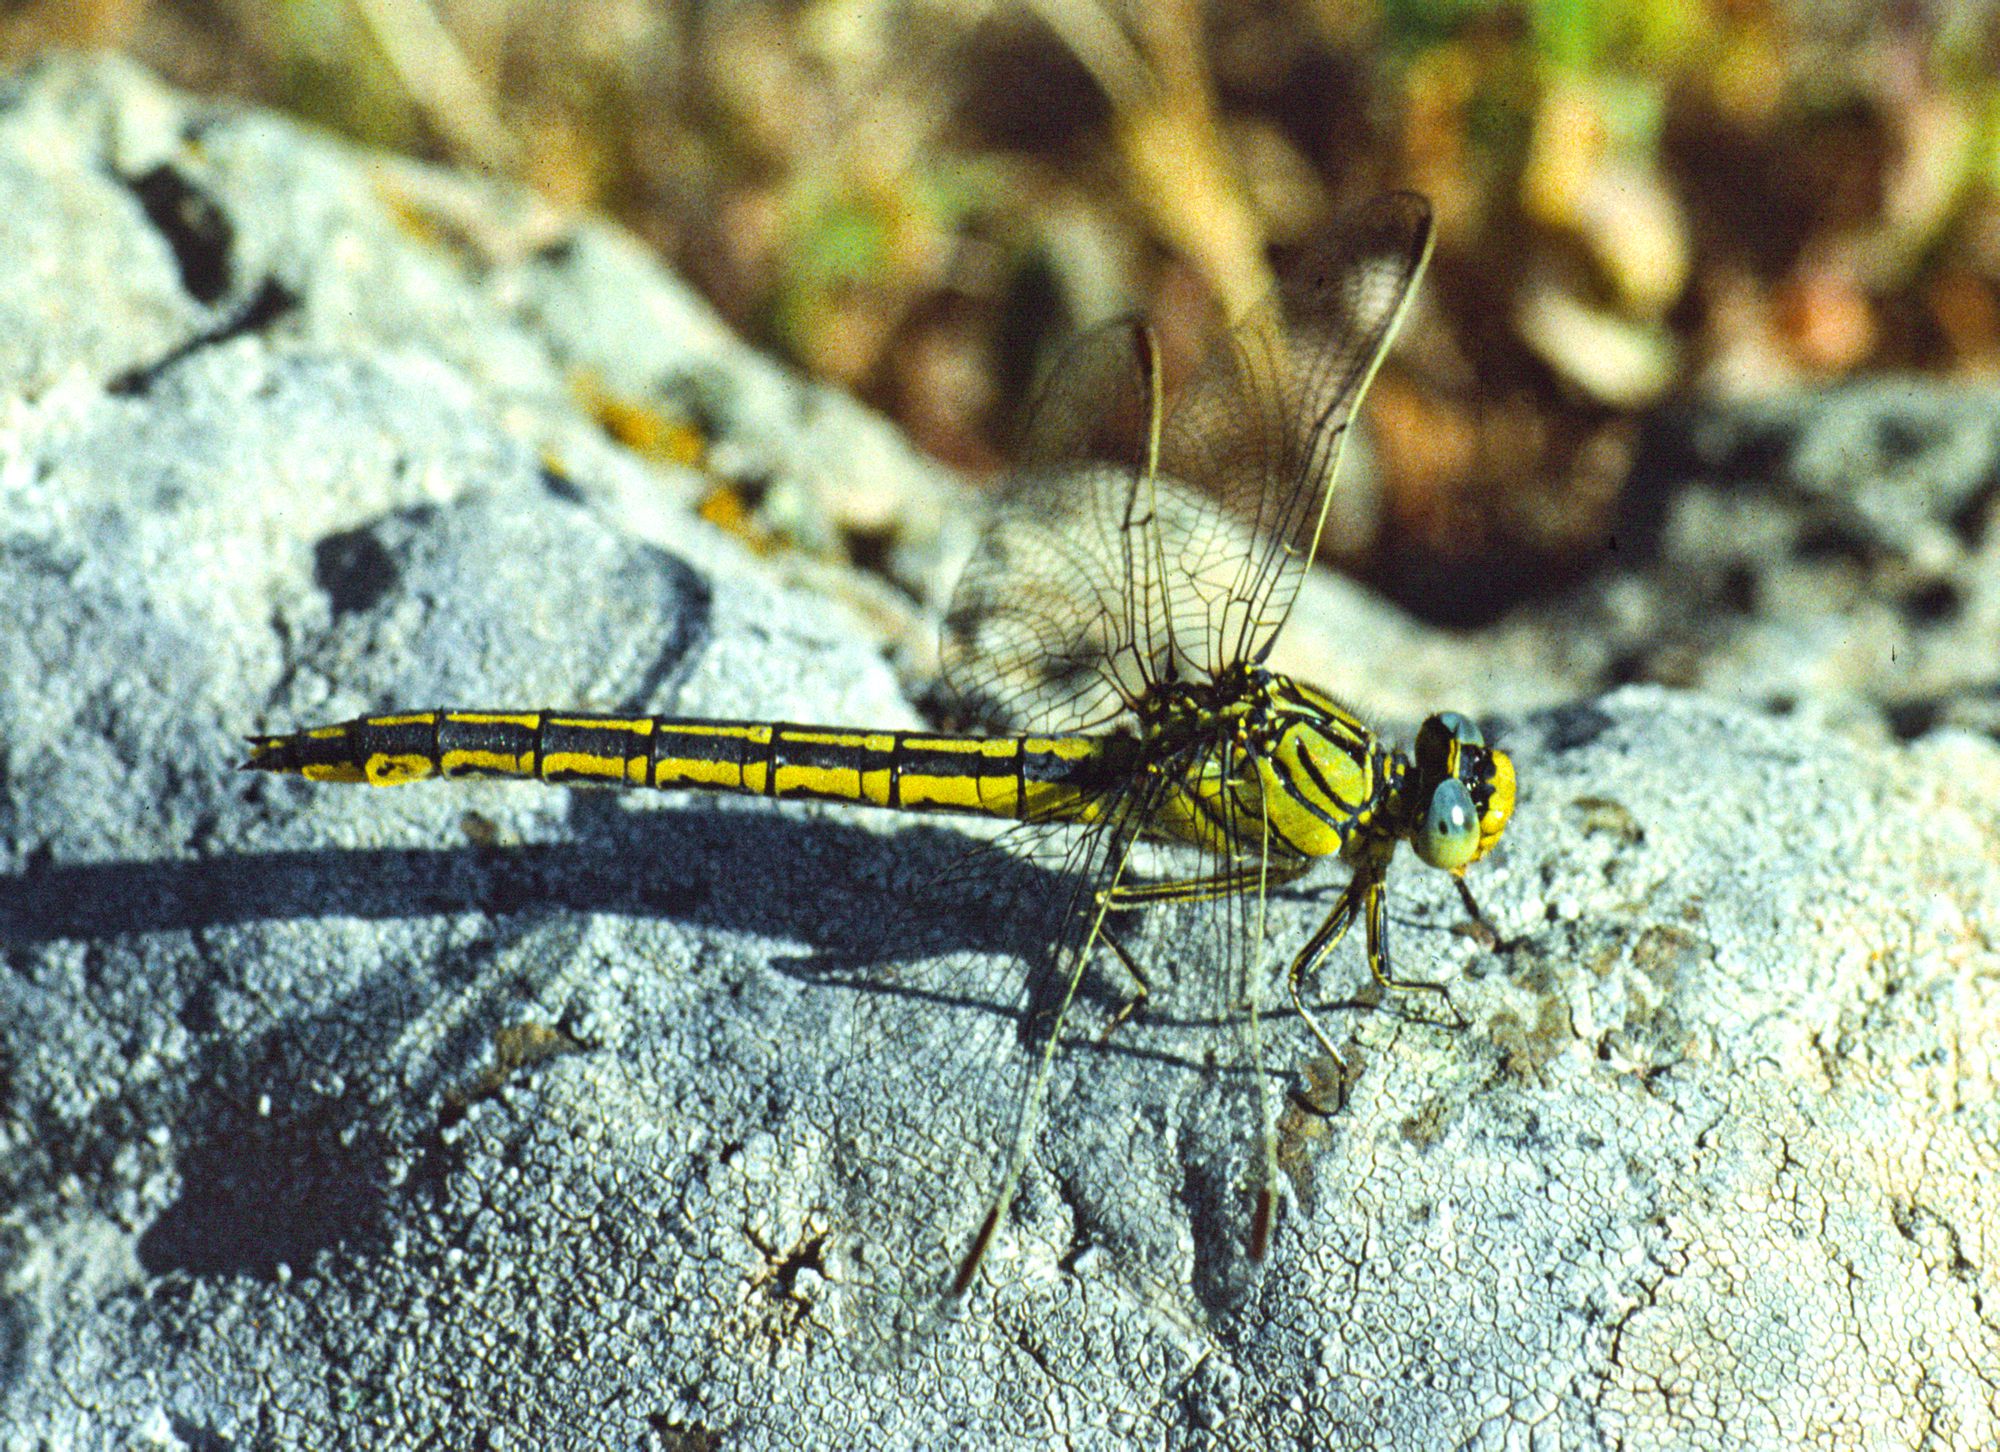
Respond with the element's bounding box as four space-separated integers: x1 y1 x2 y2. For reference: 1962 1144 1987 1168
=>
3 0 1997 632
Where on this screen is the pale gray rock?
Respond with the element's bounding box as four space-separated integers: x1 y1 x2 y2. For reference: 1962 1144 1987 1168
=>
2 53 1997 1452
1561 382 2000 739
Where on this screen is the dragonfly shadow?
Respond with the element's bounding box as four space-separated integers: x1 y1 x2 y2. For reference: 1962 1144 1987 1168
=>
0 797 1434 1085
0 799 1050 977
0 801 1075 1289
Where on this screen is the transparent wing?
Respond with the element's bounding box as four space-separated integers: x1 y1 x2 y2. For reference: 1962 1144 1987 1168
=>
939 320 1166 734
831 781 1161 1350
1093 732 1343 1286
1118 736 1298 1276
939 191 1434 731
1156 189 1434 676
829 738 1333 1348
845 193 1434 1339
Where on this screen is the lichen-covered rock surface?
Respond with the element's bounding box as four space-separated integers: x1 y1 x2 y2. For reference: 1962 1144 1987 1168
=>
2 54 1997 1451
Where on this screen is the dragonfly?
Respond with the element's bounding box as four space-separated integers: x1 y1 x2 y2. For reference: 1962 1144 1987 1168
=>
243 190 1515 1316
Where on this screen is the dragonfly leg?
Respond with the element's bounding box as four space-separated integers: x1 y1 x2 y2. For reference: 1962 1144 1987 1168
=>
1453 874 1508 950
1093 918 1151 1042
953 908 1100 1299
1364 878 1468 1029
1099 860 1312 1042
1286 877 1363 1062
1105 863 1286 907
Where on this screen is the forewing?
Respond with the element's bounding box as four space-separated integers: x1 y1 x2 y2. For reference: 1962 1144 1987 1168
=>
939 193 1433 730
939 319 1163 734
1154 190 1434 676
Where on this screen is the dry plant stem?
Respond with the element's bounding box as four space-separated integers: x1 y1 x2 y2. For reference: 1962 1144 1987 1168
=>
349 0 520 173
1025 0 1275 318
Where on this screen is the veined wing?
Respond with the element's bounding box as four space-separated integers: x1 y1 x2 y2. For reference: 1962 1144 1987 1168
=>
831 769 1165 1347
837 194 1434 1333
831 746 1315 1335
1157 189 1433 677
939 191 1434 733
1122 731 1306 1273
938 318 1167 734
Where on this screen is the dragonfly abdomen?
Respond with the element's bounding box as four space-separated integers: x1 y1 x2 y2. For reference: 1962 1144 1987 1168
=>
243 708 1126 822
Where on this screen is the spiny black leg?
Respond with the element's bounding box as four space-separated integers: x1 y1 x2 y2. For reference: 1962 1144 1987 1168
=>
1290 1049 1354 1118
1286 877 1362 1061
1365 880 1467 1029
1095 918 1152 1043
1454 875 1510 951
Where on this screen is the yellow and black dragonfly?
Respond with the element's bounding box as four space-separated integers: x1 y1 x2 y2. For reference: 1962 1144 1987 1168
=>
244 190 1514 1315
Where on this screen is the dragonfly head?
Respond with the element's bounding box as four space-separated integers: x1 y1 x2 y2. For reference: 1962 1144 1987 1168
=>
1408 712 1515 874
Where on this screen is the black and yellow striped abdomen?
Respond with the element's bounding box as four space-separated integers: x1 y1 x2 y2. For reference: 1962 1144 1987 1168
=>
243 709 1134 823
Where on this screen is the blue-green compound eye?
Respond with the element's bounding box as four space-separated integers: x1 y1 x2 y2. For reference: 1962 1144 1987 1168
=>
1435 711 1483 748
1415 777 1480 870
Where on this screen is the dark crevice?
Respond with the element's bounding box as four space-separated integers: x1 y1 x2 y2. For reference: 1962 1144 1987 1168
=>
1947 468 1999 546
539 464 586 503
1885 698 1944 741
1542 701 1617 754
1901 579 1962 625
313 526 402 618
126 164 235 305
135 1084 394 1280
106 277 300 396
1873 412 1938 465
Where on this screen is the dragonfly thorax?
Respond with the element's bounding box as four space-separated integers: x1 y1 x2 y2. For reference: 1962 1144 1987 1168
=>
1131 661 1280 746
1125 668 1514 881
1130 665 1395 864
